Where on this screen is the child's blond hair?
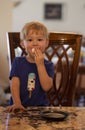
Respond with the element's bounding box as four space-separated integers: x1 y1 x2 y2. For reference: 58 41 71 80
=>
20 21 49 40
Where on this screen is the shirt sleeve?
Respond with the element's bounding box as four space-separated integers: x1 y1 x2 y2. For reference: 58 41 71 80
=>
45 61 54 79
9 58 20 80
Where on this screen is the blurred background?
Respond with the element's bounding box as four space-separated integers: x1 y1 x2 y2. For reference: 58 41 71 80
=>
0 0 85 105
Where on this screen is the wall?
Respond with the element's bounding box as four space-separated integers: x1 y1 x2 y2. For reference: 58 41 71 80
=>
13 0 85 35
0 0 13 89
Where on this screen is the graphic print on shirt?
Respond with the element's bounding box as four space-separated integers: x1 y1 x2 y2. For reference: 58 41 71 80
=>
27 73 36 98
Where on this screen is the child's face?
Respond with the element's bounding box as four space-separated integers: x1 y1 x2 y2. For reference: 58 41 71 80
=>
21 29 49 57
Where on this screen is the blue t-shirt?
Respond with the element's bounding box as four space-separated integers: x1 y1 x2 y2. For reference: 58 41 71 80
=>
9 57 54 107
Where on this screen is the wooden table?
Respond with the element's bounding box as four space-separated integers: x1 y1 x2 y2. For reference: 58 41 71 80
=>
0 106 85 130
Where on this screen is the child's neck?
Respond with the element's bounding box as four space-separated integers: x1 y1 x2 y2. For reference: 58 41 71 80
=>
26 55 35 63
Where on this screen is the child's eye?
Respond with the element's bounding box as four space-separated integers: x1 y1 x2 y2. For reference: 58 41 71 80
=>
38 39 43 41
27 39 32 42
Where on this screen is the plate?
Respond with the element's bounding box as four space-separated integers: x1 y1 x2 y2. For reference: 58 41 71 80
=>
40 110 69 121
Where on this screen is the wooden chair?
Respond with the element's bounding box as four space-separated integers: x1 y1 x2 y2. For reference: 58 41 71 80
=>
6 32 82 106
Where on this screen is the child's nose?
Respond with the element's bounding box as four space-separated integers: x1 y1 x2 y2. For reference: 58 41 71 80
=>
33 40 38 45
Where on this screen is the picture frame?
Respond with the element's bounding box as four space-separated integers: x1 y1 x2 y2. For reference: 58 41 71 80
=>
44 3 62 20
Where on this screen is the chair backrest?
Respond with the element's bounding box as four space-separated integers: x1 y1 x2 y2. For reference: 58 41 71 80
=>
6 32 82 106
6 32 27 70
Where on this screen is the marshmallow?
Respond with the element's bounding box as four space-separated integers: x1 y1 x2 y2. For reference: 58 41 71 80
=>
32 48 35 53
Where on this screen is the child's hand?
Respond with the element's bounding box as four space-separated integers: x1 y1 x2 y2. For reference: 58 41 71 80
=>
34 48 44 66
6 104 26 113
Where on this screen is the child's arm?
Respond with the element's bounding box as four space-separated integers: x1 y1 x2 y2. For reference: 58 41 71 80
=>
6 77 26 112
37 64 53 91
10 77 21 105
34 49 53 92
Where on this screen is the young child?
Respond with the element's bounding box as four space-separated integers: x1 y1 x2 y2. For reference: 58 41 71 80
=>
7 21 54 112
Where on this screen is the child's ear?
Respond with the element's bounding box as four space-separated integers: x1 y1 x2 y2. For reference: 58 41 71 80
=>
20 40 25 48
